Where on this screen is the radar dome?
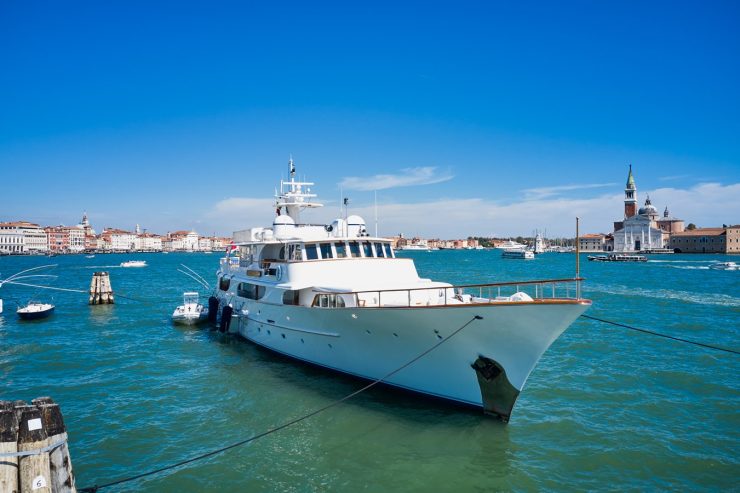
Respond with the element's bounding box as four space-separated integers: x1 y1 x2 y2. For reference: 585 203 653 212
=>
346 215 366 237
273 215 295 239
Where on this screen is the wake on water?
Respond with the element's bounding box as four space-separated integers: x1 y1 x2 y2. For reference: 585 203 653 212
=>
586 283 740 307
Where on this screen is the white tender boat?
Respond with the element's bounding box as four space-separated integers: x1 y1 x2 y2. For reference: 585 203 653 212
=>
709 261 738 271
17 302 55 320
121 260 147 268
172 292 209 325
213 159 590 421
502 248 535 259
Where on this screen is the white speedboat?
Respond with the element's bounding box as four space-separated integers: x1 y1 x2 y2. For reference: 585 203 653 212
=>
213 159 590 421
709 261 738 271
121 260 147 268
502 248 535 259
17 302 55 320
172 292 209 325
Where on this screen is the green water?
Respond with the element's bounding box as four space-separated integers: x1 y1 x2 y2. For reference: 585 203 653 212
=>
1 251 738 491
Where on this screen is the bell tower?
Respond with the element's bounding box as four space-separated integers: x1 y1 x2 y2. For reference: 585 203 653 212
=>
624 164 637 218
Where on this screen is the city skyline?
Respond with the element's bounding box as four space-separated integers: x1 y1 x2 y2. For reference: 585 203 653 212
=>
1 2 738 237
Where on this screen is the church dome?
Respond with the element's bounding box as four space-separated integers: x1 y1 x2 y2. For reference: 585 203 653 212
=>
638 195 658 215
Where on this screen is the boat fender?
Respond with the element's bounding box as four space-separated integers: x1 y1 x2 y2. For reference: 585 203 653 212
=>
275 265 283 281
219 305 233 333
208 296 219 323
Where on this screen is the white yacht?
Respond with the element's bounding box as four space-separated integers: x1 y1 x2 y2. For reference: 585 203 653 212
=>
172 292 209 325
214 160 591 421
495 239 527 250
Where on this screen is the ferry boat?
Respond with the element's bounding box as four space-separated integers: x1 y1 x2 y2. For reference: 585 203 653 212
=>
501 248 535 259
120 260 147 268
587 254 647 262
213 159 591 421
172 292 209 325
17 302 55 320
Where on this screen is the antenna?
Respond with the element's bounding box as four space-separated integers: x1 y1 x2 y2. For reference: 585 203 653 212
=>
374 190 378 237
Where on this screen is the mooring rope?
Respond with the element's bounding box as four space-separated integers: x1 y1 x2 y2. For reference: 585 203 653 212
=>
581 314 739 355
77 315 483 492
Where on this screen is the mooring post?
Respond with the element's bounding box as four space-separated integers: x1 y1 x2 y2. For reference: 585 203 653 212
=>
18 405 52 493
89 272 114 305
0 401 19 493
32 398 75 493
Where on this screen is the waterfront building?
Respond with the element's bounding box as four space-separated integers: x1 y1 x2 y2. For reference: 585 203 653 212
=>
45 226 69 253
101 228 137 251
166 230 200 251
0 222 26 254
198 237 214 251
669 225 740 254
579 233 606 252
138 233 163 252
611 166 676 252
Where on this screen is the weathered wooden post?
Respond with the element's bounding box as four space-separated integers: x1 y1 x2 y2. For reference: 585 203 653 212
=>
89 272 114 305
17 405 52 493
0 401 19 493
32 398 75 493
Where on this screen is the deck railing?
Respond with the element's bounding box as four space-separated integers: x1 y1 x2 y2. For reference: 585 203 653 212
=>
312 278 585 308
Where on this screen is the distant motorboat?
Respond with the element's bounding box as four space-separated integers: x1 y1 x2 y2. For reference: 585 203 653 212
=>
85 254 95 258
172 292 209 325
121 260 147 268
17 302 55 320
502 248 535 259
588 254 647 262
709 261 738 271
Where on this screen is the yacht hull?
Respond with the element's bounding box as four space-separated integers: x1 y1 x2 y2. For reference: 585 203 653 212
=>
227 299 590 419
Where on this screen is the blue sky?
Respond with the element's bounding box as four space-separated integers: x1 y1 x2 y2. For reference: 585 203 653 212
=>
1 1 738 237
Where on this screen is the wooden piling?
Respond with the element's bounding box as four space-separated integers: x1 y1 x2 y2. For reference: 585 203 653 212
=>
32 398 75 493
89 272 114 305
0 399 77 493
0 401 19 493
17 406 51 493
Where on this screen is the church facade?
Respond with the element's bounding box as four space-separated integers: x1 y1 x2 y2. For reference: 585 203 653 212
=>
611 166 683 252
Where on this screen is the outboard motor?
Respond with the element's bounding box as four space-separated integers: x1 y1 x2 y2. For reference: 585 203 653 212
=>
219 305 233 333
208 296 219 324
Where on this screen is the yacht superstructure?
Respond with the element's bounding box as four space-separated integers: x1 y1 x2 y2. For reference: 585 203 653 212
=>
214 159 591 421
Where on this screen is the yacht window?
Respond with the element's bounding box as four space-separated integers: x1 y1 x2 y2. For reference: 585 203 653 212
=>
362 241 373 257
384 244 394 258
238 282 265 300
374 242 385 258
219 277 231 291
319 243 333 259
349 241 360 257
288 244 302 261
279 246 286 260
314 294 346 308
282 290 299 305
335 242 347 258
305 244 319 260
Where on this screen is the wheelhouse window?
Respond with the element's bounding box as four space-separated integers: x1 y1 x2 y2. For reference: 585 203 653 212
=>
288 244 302 261
362 241 373 257
282 290 300 305
313 293 346 308
305 243 319 260
237 282 265 300
335 242 347 258
319 243 333 259
374 242 385 258
383 243 393 258
349 241 360 257
219 276 231 291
